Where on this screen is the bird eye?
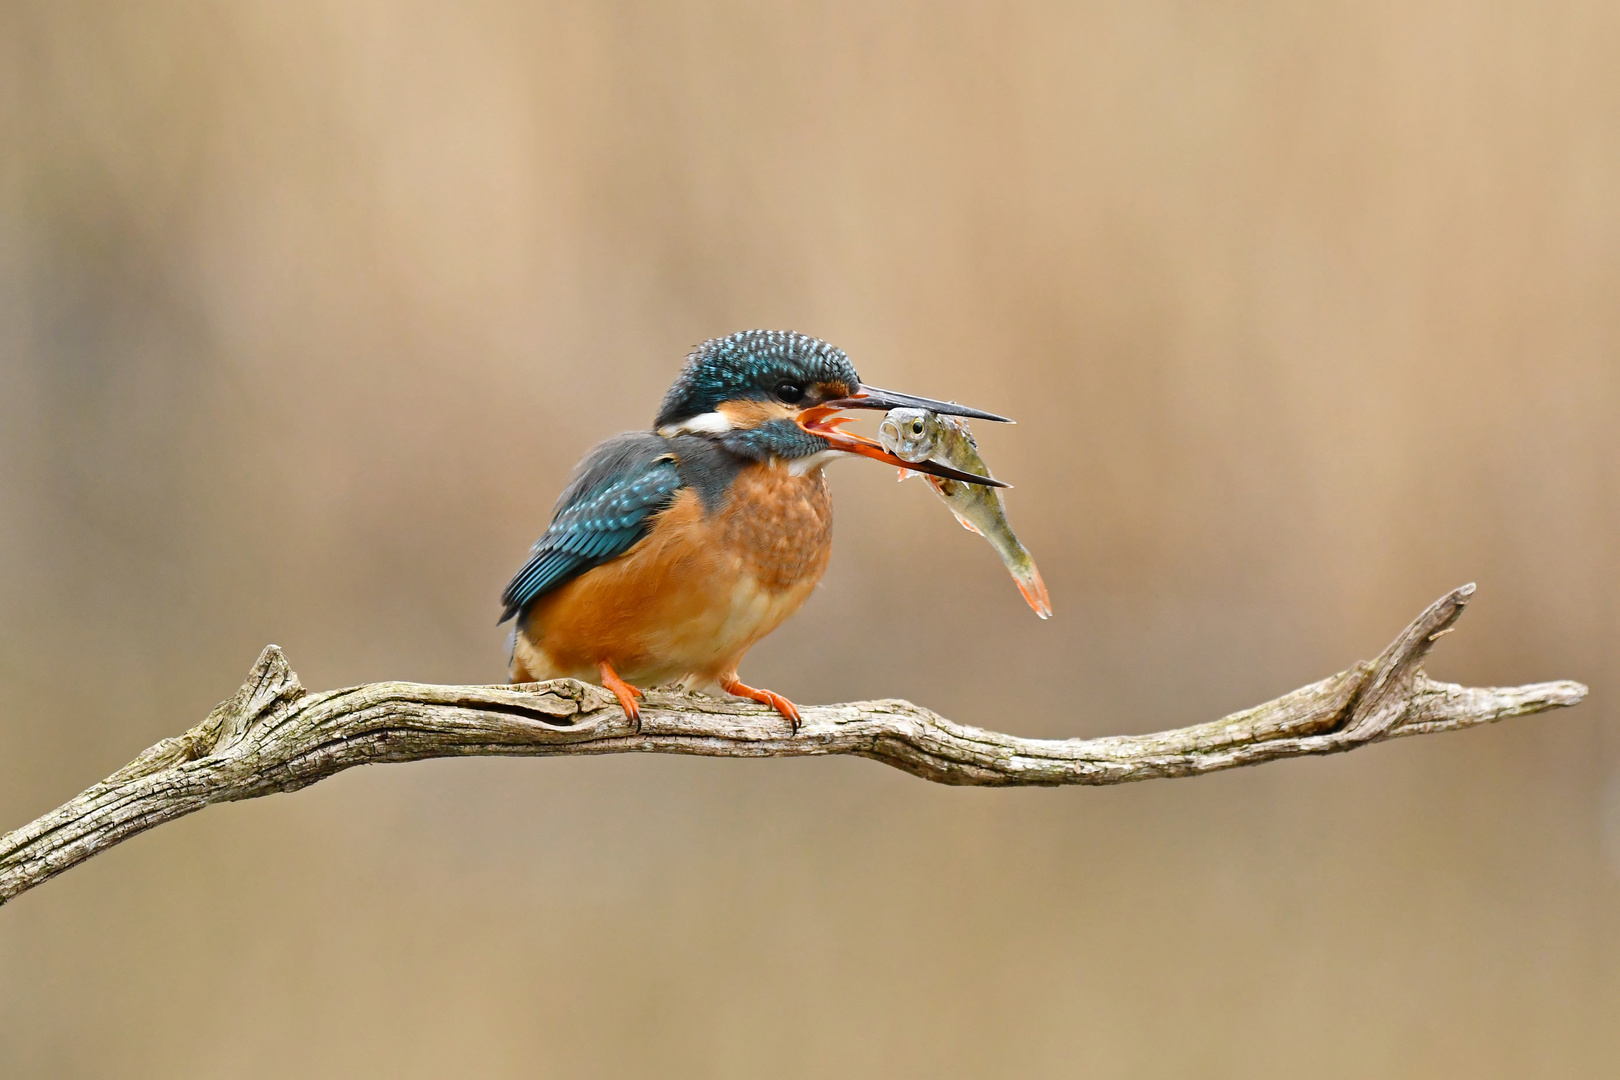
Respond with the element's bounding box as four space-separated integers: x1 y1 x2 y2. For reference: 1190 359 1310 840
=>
775 381 805 404
910 418 925 436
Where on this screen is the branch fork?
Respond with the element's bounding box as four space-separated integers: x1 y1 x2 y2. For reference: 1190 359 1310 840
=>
0 585 1587 905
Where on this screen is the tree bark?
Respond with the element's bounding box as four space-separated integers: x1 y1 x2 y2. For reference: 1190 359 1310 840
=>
0 585 1587 906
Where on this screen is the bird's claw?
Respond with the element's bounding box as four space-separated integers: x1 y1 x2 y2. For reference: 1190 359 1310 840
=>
598 660 645 734
720 676 802 734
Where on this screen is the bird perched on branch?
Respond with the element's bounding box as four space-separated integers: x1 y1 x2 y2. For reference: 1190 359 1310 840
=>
500 330 1009 732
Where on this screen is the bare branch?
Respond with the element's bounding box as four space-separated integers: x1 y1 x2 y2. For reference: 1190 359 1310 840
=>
0 585 1586 906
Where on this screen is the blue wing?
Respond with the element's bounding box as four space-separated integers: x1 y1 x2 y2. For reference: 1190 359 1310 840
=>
499 435 684 624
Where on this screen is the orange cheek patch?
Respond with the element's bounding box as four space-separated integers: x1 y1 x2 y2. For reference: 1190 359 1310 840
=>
717 399 796 428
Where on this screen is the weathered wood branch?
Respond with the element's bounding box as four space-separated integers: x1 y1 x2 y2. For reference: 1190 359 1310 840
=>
0 584 1586 906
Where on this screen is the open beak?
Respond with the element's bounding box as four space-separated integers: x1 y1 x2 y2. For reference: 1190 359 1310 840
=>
797 397 1010 489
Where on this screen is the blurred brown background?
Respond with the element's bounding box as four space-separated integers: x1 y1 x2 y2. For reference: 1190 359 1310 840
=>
1 2 1616 1076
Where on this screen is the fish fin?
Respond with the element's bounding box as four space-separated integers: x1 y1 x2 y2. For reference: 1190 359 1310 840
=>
897 468 915 482
951 512 983 536
1011 562 1053 619
940 412 975 443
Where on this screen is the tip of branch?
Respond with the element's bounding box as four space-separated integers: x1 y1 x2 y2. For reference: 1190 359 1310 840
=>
1557 681 1590 706
1420 584 1476 641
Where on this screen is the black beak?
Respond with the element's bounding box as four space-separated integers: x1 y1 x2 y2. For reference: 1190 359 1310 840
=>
821 384 1014 424
894 453 1010 488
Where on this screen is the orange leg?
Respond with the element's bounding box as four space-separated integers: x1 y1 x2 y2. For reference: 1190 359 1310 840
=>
720 675 801 734
598 660 645 733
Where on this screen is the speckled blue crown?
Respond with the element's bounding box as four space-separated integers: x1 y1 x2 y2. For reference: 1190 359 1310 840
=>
655 330 859 427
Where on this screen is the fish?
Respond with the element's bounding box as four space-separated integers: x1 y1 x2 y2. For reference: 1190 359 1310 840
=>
878 407 1052 619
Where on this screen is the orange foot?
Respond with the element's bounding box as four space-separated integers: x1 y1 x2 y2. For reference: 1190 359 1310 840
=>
598 660 645 734
720 675 801 734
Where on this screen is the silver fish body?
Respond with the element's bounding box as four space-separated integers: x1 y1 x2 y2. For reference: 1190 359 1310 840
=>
878 408 1052 618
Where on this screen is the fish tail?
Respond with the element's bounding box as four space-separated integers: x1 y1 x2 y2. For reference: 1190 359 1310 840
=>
978 518 1051 618
1007 556 1052 619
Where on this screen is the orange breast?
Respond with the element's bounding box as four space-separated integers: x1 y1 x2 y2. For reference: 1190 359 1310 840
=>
512 462 833 686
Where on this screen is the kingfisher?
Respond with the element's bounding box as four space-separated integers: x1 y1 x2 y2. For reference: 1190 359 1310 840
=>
499 330 1009 732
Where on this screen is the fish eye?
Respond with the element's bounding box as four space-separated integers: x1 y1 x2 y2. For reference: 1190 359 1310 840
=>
775 381 805 404
909 417 925 435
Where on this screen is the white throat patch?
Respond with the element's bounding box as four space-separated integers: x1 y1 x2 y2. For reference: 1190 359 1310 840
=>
656 411 734 437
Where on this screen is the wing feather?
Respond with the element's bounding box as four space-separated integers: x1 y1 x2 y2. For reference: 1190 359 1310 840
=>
498 437 683 623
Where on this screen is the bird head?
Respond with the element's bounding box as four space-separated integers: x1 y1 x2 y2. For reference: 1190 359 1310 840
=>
655 330 1010 486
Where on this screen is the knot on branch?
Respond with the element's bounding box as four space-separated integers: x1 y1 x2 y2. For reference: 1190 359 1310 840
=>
1331 583 1474 745
107 645 305 784
210 645 306 749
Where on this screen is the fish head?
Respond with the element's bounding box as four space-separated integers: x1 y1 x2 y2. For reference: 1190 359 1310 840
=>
877 407 938 464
